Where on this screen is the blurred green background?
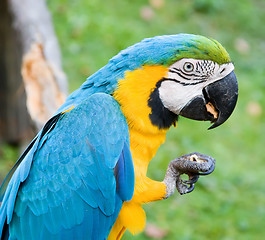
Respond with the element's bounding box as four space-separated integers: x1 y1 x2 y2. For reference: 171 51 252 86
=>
1 0 265 239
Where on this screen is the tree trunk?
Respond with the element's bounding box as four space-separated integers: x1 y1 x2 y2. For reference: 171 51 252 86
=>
0 0 68 144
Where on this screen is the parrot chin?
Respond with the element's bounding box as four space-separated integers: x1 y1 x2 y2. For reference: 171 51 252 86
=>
179 71 238 129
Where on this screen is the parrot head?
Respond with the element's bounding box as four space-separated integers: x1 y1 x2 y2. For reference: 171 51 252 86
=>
148 57 238 130
113 34 238 131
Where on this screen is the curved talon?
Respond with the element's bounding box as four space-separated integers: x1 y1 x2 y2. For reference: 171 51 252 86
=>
198 162 215 175
183 174 199 185
176 177 196 195
185 183 195 194
177 182 195 195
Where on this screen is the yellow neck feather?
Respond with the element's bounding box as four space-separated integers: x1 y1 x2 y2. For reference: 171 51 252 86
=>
113 65 172 173
113 65 169 133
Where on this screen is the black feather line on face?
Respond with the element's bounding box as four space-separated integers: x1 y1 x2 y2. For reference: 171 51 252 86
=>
148 80 179 129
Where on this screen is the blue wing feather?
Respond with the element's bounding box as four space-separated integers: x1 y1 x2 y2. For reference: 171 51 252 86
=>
0 93 135 239
114 141 135 201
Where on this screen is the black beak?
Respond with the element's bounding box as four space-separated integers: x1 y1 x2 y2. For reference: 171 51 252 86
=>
179 71 238 129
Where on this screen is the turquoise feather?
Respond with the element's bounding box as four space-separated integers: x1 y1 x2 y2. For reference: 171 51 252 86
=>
0 94 134 239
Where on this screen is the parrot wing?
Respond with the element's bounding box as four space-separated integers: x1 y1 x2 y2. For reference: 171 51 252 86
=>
0 93 134 240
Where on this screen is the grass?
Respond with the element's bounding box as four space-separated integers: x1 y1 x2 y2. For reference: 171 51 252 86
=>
1 0 265 239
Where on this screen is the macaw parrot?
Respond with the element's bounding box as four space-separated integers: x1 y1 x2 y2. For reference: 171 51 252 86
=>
0 34 238 240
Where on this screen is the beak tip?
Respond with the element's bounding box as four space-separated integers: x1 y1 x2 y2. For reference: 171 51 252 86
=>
207 123 218 130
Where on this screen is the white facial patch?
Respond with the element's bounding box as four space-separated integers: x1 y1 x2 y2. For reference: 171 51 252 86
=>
158 58 234 114
159 81 203 114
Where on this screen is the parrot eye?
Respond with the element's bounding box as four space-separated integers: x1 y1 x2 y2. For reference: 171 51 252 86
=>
183 62 194 72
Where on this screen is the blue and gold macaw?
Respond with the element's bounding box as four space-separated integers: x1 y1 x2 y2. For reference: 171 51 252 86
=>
0 34 238 240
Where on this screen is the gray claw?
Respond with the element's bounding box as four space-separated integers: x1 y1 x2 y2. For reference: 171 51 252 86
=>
163 152 216 198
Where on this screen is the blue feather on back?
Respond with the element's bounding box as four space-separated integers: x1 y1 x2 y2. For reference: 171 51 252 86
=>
0 93 134 239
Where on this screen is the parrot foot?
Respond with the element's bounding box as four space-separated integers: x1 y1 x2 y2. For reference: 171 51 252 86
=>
163 152 215 198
